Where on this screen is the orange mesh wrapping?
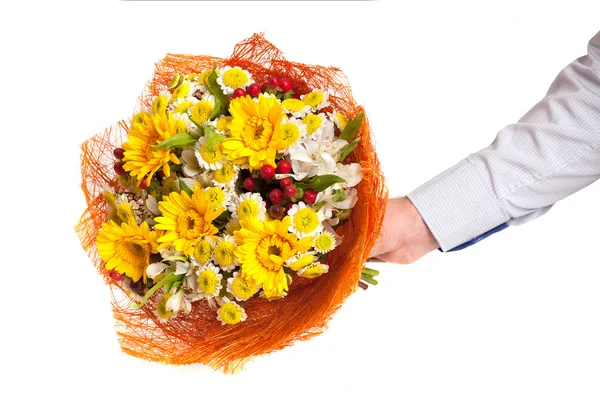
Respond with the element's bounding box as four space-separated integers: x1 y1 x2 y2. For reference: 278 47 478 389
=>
76 34 387 373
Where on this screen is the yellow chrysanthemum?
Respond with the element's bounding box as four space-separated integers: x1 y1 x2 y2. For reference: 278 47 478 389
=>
197 263 223 297
193 239 213 265
213 163 236 185
287 253 315 272
217 299 247 325
198 69 216 86
215 116 233 133
171 83 190 101
96 220 160 283
298 262 329 279
302 91 324 108
205 187 227 209
154 189 225 255
122 107 182 185
302 114 323 136
214 235 237 270
231 193 266 222
191 100 214 125
277 121 301 149
288 202 322 237
227 272 258 301
174 100 193 114
221 94 284 170
234 216 313 298
281 98 307 113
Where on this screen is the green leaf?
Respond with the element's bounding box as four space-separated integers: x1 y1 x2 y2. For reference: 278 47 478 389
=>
339 111 364 142
338 136 360 161
204 129 226 150
152 132 197 151
296 174 347 193
179 179 193 196
130 272 181 309
204 69 229 120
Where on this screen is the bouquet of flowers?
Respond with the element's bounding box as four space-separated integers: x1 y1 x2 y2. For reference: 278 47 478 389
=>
77 34 387 372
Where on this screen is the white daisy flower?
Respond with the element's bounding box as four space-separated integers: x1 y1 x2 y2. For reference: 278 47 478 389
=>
300 89 330 111
227 271 259 301
301 113 328 139
287 202 324 238
195 135 225 170
217 66 254 95
196 262 223 299
216 298 247 325
228 192 267 222
213 235 238 272
189 94 215 127
211 162 239 189
204 186 234 209
190 238 215 266
285 252 317 271
313 231 337 253
328 111 348 131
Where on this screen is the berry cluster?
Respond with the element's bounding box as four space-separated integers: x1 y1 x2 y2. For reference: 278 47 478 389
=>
232 76 293 99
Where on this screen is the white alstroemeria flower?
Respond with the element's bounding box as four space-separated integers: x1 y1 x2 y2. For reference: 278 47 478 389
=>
146 262 169 280
166 288 192 314
180 148 202 177
145 195 160 216
175 261 198 292
334 163 363 188
286 137 342 180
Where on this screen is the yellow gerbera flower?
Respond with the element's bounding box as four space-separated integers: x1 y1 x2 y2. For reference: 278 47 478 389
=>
154 189 225 255
221 94 284 170
96 220 160 283
234 216 313 298
122 106 182 185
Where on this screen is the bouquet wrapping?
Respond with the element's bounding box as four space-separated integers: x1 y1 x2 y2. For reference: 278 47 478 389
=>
76 34 387 372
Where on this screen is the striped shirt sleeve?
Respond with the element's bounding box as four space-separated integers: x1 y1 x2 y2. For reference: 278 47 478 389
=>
407 31 600 252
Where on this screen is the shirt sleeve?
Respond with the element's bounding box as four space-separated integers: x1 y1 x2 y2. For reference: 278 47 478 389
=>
407 30 600 252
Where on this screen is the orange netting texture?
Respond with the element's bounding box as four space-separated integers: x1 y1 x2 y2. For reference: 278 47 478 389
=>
76 34 387 373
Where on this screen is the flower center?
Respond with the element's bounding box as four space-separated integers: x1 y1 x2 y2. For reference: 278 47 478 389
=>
257 237 287 271
177 210 204 239
214 163 235 184
280 122 300 147
231 275 256 300
219 302 243 324
222 68 249 89
293 208 319 233
200 142 223 164
302 114 322 135
191 100 214 124
214 241 236 266
115 237 151 271
198 270 219 295
237 199 259 221
302 91 324 108
193 240 212 264
205 187 225 208
282 98 306 112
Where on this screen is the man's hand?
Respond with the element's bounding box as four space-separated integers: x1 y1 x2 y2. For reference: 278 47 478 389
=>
369 197 439 264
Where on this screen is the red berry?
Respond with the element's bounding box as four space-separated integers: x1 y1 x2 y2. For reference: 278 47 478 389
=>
269 204 285 219
260 164 276 180
243 176 257 191
233 88 246 98
113 147 125 159
139 177 150 190
285 202 294 212
156 170 165 179
279 78 292 93
247 83 261 97
114 161 126 175
268 76 279 88
260 82 269 91
280 177 292 188
269 189 284 205
276 160 292 174
129 279 145 293
303 189 317 204
284 185 297 198
109 270 123 281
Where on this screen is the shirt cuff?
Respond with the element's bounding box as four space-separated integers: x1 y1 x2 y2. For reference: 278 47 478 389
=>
406 159 508 251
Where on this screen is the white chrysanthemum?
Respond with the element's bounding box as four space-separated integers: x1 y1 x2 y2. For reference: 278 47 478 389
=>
217 66 254 95
190 238 215 266
216 298 247 325
281 98 311 118
300 89 330 111
194 69 219 94
287 201 324 238
228 192 267 222
313 231 337 253
213 234 238 271
195 135 225 170
170 96 197 115
226 271 259 301
196 262 223 299
302 113 327 139
211 115 234 134
297 262 329 279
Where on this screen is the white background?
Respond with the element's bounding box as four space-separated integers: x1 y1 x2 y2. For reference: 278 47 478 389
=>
3 1 600 399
